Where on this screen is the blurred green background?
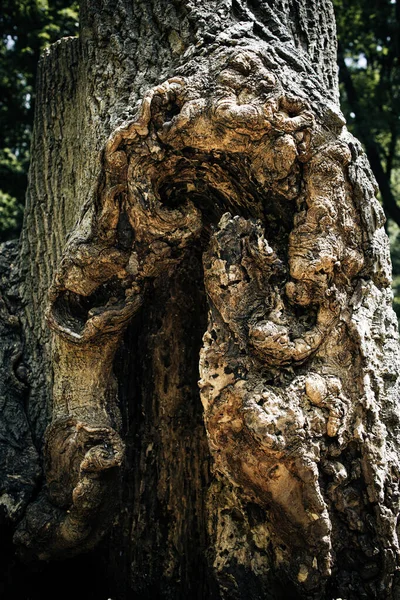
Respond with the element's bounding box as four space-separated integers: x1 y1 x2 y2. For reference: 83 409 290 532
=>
335 0 400 320
0 0 399 318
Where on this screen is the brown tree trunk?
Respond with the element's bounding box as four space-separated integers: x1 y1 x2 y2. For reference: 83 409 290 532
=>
1 1 400 599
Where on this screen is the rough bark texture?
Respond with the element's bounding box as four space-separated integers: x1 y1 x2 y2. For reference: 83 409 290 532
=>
1 1 400 599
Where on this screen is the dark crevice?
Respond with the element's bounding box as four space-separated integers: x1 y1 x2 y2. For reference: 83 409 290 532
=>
51 278 127 335
110 248 216 599
117 211 135 250
156 150 297 258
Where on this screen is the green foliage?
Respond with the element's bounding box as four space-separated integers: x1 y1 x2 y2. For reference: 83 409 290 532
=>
0 0 78 241
0 190 23 239
334 0 399 153
333 0 400 320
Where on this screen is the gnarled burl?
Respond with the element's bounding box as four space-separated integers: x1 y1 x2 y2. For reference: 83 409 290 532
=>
17 43 400 598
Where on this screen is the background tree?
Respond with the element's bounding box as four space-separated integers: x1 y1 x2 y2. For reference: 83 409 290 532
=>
1 1 400 600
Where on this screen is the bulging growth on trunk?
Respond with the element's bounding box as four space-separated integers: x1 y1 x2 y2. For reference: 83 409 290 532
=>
1 1 399 599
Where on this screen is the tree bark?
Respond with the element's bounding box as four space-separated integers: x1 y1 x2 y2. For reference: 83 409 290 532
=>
1 1 400 599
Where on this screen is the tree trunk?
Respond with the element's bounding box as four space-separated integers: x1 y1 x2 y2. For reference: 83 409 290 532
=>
1 1 400 599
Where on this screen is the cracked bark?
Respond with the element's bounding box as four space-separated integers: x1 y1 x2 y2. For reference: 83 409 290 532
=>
1 1 400 599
